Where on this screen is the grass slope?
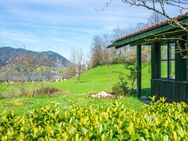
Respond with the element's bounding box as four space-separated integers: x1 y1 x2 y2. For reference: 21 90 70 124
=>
51 64 150 94
0 64 150 115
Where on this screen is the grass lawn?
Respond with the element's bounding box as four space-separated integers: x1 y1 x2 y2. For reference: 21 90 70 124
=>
0 64 151 115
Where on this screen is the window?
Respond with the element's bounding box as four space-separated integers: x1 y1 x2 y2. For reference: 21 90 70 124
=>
169 43 175 79
160 43 168 78
160 42 175 79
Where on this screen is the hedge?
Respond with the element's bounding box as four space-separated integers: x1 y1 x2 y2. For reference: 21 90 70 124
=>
0 97 188 140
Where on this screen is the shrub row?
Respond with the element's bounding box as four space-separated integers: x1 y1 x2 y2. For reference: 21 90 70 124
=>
0 85 61 99
0 97 188 140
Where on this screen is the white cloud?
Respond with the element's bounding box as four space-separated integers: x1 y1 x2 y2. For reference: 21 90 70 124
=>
0 29 39 43
0 0 150 27
0 0 180 58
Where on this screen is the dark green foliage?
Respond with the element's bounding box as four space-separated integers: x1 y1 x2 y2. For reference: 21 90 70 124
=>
112 63 139 95
0 97 188 140
112 73 129 95
125 63 140 93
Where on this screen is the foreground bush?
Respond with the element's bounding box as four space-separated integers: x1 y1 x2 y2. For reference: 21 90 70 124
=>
32 86 61 96
0 84 61 99
0 98 188 140
112 73 129 96
112 63 139 96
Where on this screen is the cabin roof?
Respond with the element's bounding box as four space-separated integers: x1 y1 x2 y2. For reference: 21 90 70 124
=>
108 13 188 48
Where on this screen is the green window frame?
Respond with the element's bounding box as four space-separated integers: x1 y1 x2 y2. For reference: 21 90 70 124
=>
160 42 175 79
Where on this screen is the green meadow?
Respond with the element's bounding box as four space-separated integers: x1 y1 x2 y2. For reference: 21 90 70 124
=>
0 64 151 115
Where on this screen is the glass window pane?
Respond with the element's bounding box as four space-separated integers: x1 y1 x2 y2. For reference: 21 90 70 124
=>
169 42 175 59
169 60 175 79
161 61 168 78
161 43 168 60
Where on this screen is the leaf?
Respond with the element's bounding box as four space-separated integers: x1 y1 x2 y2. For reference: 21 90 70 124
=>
173 131 177 141
127 122 134 134
99 124 103 134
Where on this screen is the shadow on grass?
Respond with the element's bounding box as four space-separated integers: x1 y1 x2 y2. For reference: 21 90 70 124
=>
130 88 151 97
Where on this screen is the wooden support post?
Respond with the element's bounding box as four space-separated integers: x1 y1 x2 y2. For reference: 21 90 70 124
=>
151 42 160 79
151 42 160 97
175 37 187 81
136 45 141 98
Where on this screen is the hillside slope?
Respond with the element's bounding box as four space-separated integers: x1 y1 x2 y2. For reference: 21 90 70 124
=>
52 64 151 94
0 47 71 68
0 64 149 114
0 64 151 95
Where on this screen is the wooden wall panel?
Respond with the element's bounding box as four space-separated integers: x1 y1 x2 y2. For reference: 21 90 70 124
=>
151 79 188 102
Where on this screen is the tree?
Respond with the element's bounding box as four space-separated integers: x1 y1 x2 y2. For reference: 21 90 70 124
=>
104 0 188 55
119 0 188 35
14 53 37 81
43 53 52 81
147 11 167 25
112 27 128 39
135 22 147 30
90 28 141 67
0 66 13 83
90 31 126 67
70 47 84 82
102 33 117 64
90 36 104 67
36 53 52 81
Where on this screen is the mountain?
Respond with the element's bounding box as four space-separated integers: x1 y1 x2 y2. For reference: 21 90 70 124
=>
0 47 71 68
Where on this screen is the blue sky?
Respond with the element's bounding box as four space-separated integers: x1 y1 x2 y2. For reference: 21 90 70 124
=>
0 0 180 60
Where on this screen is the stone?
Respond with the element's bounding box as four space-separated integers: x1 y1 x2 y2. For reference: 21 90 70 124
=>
96 91 112 98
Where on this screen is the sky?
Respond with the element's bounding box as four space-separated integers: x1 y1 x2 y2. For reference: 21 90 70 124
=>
0 0 181 60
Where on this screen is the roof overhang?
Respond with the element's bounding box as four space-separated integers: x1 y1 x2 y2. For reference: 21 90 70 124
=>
108 14 188 49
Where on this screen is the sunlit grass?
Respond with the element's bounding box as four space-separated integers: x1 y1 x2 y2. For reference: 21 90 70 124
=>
0 64 150 115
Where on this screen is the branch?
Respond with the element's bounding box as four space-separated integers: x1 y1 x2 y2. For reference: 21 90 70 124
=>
121 0 188 33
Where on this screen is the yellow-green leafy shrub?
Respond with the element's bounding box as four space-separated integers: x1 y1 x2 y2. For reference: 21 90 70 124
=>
0 98 188 140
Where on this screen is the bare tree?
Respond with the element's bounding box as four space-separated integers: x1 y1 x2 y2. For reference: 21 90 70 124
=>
90 28 137 67
148 11 167 25
64 64 76 79
91 36 104 67
14 53 37 81
112 28 128 39
90 34 117 66
121 0 188 56
43 53 52 81
70 47 84 82
119 0 188 33
0 66 13 83
102 0 188 56
36 53 52 81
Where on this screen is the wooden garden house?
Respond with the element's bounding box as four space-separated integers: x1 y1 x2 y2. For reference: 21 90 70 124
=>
108 13 188 102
